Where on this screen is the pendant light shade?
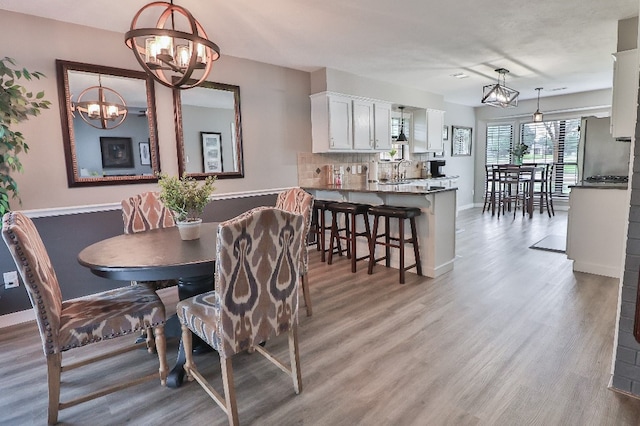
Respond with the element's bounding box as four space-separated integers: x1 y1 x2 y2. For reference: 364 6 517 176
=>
481 68 519 108
125 1 220 90
533 87 543 122
73 75 128 130
396 106 409 145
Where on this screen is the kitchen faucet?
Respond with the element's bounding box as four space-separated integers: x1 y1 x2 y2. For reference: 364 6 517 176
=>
396 159 411 180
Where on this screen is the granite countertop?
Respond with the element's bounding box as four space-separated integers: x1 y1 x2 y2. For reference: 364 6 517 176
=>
302 179 457 195
569 182 628 190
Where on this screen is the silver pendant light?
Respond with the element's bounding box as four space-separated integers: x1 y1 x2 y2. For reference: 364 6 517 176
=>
533 87 544 122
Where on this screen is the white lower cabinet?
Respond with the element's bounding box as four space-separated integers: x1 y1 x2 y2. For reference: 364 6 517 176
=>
566 187 628 278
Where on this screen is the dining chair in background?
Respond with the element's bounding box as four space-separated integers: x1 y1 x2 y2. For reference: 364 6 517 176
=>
121 191 178 291
177 207 305 426
275 187 314 316
482 164 496 213
2 211 168 425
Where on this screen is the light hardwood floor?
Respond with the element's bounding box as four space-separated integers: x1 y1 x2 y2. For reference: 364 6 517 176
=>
3 208 640 425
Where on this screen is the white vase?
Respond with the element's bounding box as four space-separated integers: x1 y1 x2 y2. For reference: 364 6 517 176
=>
176 218 202 240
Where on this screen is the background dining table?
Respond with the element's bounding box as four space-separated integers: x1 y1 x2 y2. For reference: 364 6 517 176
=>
490 164 545 218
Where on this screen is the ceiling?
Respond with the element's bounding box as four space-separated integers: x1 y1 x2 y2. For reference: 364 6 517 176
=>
1 0 638 106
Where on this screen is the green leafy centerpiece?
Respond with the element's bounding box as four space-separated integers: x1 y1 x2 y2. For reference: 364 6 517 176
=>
157 173 216 240
510 143 530 165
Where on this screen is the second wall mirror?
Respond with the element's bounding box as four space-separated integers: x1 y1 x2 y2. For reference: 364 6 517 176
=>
173 81 244 179
56 60 160 187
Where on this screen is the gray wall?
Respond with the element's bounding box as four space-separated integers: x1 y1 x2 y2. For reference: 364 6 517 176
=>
0 194 276 316
0 10 309 210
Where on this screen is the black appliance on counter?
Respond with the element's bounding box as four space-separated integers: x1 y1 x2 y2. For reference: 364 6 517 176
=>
430 160 446 178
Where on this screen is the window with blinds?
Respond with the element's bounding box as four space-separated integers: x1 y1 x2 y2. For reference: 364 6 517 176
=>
485 124 513 164
520 118 580 195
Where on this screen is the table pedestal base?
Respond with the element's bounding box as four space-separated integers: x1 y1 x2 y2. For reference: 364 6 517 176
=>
166 274 214 388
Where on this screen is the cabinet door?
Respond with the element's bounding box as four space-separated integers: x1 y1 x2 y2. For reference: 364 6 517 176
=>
427 109 445 152
352 99 375 150
374 102 392 151
412 110 428 153
611 49 638 139
328 95 353 150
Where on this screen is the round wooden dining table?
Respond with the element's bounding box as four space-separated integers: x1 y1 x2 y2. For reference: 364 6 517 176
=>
77 222 220 388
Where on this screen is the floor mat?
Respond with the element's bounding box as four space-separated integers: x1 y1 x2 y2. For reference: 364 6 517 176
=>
530 235 566 253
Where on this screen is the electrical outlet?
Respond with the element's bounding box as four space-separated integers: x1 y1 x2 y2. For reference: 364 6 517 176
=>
3 271 19 289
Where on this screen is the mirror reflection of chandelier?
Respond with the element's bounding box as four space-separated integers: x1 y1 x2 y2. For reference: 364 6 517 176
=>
73 75 128 130
125 0 220 90
481 68 519 108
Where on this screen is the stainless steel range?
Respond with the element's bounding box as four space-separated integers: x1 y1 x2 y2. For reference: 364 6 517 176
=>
584 175 629 183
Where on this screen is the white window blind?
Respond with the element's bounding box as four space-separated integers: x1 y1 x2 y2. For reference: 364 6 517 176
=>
520 118 580 194
485 124 513 164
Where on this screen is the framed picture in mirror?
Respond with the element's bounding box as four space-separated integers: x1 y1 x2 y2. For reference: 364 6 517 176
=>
139 141 151 166
100 137 134 168
201 132 223 173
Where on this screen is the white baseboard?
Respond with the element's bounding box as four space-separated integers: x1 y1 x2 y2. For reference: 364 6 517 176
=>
0 309 34 328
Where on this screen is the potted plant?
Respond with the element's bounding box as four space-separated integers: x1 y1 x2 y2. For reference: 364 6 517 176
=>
510 142 530 165
0 57 51 216
157 173 216 240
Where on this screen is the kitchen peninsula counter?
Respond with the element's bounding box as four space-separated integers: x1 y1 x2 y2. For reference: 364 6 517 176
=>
303 182 457 278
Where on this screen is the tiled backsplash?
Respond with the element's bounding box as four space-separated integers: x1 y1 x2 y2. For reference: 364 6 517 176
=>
297 152 430 186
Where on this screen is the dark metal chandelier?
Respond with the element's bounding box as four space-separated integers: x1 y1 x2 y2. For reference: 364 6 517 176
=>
125 1 220 90
73 75 127 130
481 68 519 108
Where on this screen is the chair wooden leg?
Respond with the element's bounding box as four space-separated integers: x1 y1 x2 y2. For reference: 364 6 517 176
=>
181 324 195 382
154 325 168 386
399 218 406 284
47 353 62 426
327 212 337 265
288 325 303 394
368 214 379 275
220 357 239 426
350 212 357 272
319 208 326 262
410 217 422 277
301 273 312 316
145 326 156 354
384 216 391 267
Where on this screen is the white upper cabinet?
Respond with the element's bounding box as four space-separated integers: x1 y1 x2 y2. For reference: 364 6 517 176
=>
352 99 375 150
411 108 445 153
373 102 392 151
311 92 394 153
427 109 445 152
311 93 352 151
610 49 639 140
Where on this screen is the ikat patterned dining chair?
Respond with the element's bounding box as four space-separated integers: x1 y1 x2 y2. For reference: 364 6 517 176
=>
1 211 168 425
275 187 314 316
122 191 178 291
177 207 305 426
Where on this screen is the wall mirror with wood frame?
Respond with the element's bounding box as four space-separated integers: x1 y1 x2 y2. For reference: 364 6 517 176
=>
173 81 244 179
56 59 160 187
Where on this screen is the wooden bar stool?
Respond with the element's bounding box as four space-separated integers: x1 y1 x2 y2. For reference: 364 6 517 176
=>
310 199 330 262
327 202 371 273
367 205 422 284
